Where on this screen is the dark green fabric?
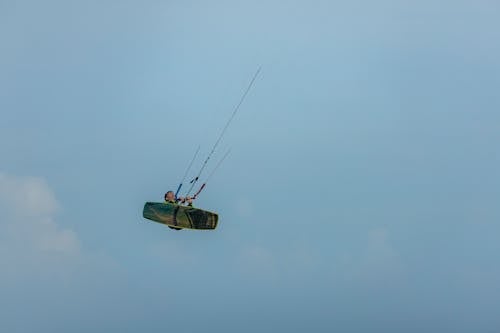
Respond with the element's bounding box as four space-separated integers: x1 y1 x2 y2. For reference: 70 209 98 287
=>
143 202 218 230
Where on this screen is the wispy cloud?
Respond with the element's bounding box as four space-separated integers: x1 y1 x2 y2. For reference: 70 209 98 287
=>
0 172 80 256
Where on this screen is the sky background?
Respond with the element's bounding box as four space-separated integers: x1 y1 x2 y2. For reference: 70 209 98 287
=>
1 0 500 332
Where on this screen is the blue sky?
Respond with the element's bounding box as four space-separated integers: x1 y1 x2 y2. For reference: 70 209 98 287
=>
1 0 499 332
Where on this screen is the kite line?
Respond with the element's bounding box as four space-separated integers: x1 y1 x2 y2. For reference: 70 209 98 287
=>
185 66 261 197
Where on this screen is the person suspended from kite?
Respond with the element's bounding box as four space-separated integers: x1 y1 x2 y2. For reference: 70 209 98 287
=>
143 67 261 231
163 191 193 230
164 191 194 207
164 191 176 204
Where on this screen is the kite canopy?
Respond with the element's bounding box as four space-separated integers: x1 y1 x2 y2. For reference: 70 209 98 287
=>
143 202 218 230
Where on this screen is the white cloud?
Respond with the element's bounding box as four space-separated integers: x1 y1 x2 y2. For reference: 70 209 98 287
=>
0 172 79 256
